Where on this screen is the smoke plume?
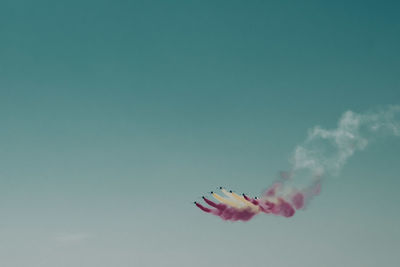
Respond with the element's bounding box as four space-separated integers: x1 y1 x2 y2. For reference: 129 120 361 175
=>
195 105 400 221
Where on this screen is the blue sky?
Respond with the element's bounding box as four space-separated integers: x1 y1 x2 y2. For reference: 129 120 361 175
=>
0 1 399 266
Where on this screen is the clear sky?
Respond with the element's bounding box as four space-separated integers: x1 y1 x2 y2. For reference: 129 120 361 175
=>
1 1 400 266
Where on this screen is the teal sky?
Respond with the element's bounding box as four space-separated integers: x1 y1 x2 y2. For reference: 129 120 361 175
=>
1 1 400 266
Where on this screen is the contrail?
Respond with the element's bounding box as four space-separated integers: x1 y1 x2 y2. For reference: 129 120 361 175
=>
195 105 400 221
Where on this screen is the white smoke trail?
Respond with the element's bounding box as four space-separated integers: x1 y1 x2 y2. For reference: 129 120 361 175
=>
292 105 400 178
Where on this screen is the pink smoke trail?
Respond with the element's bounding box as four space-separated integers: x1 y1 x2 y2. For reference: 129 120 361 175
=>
195 106 400 221
194 202 212 213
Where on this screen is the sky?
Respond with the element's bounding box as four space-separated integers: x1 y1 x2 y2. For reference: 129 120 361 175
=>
0 0 400 266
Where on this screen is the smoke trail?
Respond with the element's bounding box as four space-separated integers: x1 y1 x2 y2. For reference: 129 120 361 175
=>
293 105 400 177
195 105 400 221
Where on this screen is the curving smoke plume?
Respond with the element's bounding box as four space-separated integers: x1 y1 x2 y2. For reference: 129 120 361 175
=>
195 105 400 221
